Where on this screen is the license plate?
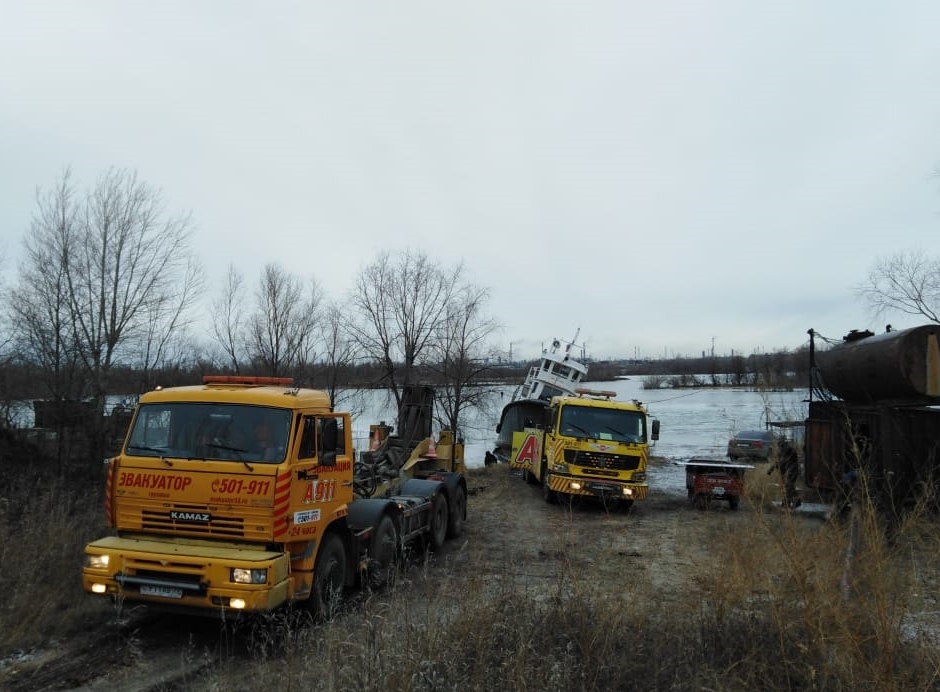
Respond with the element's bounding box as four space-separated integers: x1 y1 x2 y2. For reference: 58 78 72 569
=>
140 584 183 599
710 486 726 495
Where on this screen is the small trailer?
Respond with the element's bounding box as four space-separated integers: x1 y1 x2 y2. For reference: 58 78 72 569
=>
680 458 754 510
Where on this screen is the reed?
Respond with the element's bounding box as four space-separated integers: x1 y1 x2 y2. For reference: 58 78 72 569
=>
2 462 940 690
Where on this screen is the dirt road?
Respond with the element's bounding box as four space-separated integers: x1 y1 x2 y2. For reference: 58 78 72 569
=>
1 458 795 691
457 458 759 599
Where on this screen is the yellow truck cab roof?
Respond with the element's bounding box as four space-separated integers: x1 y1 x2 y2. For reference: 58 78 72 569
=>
140 376 332 411
551 390 647 413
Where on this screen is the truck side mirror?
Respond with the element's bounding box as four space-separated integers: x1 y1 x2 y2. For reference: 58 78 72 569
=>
651 419 660 441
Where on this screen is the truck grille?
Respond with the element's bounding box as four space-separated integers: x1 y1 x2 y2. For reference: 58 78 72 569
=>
564 449 641 471
141 507 245 538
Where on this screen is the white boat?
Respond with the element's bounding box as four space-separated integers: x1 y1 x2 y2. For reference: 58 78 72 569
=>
491 332 589 463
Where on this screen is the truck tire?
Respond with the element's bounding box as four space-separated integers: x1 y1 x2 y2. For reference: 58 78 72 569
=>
368 514 398 589
312 533 346 619
446 485 466 539
429 493 449 550
542 472 556 504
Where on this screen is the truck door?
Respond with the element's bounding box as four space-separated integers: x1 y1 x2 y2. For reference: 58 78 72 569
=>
282 415 353 542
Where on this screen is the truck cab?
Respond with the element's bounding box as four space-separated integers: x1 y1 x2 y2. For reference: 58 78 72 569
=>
510 388 659 506
82 376 467 615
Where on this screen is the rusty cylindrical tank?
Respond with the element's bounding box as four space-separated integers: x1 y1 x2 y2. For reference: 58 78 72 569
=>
815 324 940 403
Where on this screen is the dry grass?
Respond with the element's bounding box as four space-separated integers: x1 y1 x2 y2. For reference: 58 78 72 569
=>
192 468 940 691
0 466 110 649
211 526 940 691
3 461 940 690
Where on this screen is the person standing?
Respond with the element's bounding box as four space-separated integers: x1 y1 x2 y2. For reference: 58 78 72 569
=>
768 437 801 508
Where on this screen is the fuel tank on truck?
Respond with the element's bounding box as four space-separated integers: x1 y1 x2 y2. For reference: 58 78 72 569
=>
815 324 940 403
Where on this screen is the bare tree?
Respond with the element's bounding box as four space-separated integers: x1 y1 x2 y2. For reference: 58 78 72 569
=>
858 250 940 324
66 168 202 406
347 252 397 388
318 301 363 410
0 243 25 430
210 264 248 373
430 282 502 437
7 171 85 408
8 167 201 465
0 244 6 352
130 256 203 391
247 263 322 378
348 249 459 407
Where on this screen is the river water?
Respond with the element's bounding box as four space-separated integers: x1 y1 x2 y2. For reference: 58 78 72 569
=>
14 380 809 489
352 379 810 472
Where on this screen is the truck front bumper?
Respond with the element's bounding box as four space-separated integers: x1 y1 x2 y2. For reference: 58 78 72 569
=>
546 474 648 500
82 535 291 613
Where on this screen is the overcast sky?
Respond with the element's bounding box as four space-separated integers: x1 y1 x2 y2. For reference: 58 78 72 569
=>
3 2 939 361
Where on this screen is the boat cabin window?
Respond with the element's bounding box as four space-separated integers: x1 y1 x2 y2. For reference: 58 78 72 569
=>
538 384 566 401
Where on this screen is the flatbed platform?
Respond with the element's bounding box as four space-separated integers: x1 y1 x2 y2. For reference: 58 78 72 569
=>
678 458 756 472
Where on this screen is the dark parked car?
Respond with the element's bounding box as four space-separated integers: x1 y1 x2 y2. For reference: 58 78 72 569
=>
727 429 776 460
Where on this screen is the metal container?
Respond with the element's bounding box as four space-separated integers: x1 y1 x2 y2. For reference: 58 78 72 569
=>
815 324 940 403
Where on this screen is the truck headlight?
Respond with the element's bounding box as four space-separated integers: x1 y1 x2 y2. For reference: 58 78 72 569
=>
551 463 569 474
231 568 268 585
86 554 110 569
632 472 646 482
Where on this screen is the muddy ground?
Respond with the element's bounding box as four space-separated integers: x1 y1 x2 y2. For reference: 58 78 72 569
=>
1 458 824 691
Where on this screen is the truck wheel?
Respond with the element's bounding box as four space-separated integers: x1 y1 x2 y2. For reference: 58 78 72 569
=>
446 485 466 539
368 514 398 589
728 496 740 511
312 533 346 619
542 473 556 504
429 493 449 550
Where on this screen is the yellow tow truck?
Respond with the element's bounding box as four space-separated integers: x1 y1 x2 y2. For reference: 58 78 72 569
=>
510 388 659 507
82 376 466 615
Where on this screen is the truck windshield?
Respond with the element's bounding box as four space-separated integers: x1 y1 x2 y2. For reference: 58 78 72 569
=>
125 403 291 463
559 406 646 443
